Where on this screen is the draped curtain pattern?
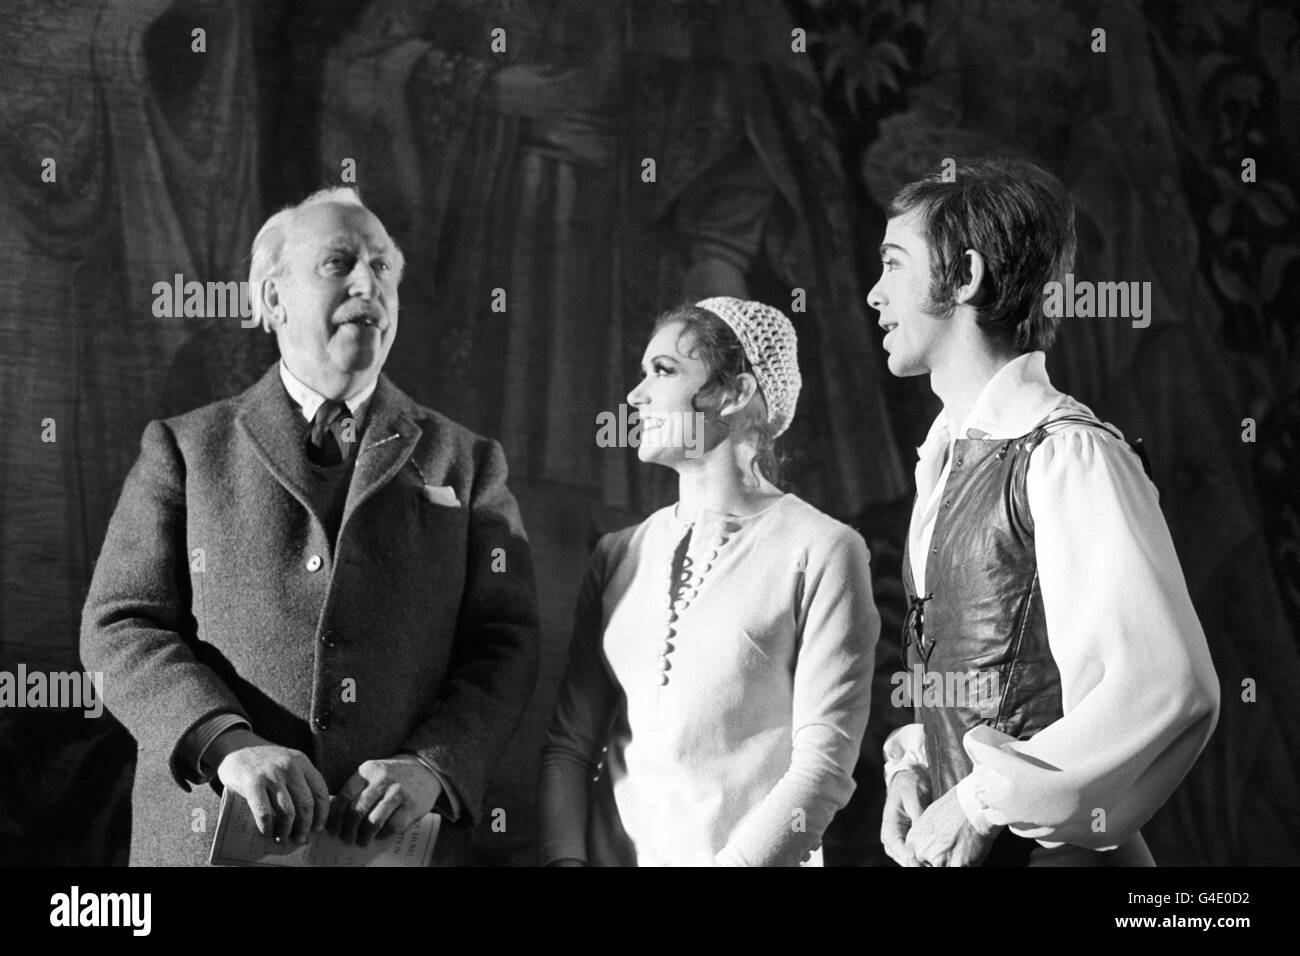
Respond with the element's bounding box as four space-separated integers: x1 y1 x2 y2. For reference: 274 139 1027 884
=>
1 0 1294 865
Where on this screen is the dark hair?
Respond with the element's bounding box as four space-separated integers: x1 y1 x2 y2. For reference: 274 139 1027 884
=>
652 304 783 486
887 156 1076 353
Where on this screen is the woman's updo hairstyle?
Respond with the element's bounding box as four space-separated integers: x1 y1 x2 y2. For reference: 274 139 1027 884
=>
651 303 788 486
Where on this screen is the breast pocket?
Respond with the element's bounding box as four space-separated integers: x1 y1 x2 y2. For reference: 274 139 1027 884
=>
417 483 462 508
414 493 469 550
386 477 470 572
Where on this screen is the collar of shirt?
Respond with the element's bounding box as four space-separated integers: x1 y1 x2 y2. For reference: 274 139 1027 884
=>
278 360 377 432
915 351 1079 465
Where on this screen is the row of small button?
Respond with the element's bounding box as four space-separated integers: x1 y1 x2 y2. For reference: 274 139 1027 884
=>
657 521 741 687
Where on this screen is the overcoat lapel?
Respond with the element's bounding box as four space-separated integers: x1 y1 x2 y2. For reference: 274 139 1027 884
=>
235 364 423 535
236 365 324 526
341 373 422 530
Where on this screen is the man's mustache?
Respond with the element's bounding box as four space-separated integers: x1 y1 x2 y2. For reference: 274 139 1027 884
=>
334 303 386 328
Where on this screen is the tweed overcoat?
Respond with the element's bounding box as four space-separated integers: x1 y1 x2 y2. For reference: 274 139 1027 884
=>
80 363 540 866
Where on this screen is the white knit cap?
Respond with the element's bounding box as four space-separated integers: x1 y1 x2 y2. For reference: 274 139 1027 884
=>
695 297 802 437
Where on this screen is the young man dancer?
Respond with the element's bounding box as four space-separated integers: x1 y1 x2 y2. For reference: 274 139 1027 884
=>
871 158 1219 867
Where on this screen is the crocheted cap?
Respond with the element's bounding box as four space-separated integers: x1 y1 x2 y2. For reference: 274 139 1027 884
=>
695 297 802 437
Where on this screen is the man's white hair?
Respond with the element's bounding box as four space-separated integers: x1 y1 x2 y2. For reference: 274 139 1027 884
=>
248 187 398 333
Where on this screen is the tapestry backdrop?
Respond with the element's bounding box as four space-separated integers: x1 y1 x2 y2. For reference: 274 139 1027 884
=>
1 0 1296 865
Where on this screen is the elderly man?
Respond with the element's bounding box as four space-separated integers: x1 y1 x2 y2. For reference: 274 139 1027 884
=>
81 187 539 866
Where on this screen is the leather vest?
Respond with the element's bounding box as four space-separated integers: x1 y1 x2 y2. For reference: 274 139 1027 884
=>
902 413 1127 799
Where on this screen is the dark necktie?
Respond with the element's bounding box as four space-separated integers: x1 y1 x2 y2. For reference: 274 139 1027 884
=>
308 399 351 466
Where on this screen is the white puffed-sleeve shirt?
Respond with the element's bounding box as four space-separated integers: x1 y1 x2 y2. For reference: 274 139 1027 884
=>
884 352 1219 850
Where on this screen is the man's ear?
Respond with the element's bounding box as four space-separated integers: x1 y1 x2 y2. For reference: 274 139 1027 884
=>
953 250 987 307
718 372 759 419
259 278 282 335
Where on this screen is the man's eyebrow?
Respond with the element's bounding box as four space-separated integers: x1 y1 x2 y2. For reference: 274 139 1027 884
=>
312 235 400 259
364 235 399 255
880 242 910 258
313 235 355 253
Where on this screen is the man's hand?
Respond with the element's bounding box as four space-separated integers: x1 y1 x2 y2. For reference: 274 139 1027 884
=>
327 756 442 847
881 768 932 867
905 785 997 867
213 730 330 845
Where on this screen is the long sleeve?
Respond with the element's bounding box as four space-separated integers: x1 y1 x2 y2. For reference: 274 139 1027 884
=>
716 530 879 866
883 723 928 787
400 438 540 825
955 428 1220 848
79 420 251 790
181 712 252 782
537 539 619 865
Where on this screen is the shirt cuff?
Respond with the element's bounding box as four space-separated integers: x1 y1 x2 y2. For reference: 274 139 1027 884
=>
954 774 997 836
405 752 463 822
882 723 928 788
181 713 252 785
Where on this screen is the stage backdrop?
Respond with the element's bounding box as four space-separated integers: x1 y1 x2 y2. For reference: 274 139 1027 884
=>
1 0 1296 865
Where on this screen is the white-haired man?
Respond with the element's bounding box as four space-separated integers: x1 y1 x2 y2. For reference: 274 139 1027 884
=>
81 187 539 866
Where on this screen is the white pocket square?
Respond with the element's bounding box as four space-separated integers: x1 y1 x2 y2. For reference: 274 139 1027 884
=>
421 484 460 507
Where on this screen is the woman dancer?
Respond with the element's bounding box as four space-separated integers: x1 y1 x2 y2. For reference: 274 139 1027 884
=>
539 297 879 866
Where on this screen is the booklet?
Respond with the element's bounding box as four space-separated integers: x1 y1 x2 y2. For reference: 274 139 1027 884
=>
209 788 441 867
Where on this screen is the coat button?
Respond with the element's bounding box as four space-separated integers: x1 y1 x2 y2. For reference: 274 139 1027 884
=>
306 554 323 572
313 714 330 731
320 630 337 648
